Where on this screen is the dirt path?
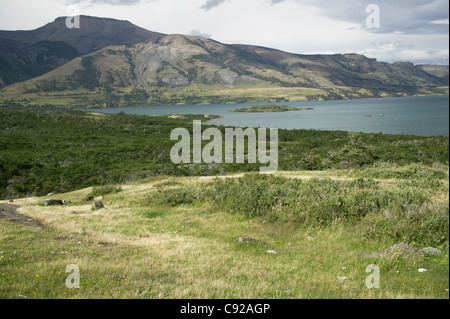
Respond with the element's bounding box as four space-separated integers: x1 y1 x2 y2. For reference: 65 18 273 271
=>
0 204 42 228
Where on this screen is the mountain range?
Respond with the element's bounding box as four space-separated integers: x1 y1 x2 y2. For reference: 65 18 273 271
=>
0 16 448 108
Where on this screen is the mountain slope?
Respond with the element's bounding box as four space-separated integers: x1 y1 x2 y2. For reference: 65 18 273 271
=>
417 64 449 82
0 16 164 88
0 33 448 108
0 37 80 87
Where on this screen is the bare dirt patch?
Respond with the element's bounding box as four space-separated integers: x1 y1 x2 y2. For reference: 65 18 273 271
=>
0 204 42 228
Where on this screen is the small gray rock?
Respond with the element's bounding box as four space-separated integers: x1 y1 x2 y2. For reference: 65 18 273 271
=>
388 243 426 256
44 199 63 206
420 247 442 256
93 200 104 210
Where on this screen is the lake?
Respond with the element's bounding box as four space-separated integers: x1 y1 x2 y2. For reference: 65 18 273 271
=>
91 95 449 136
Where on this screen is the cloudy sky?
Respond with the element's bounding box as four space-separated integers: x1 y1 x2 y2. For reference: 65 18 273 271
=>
0 0 448 64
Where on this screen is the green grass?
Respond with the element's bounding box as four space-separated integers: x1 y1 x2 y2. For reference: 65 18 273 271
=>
148 173 449 247
88 185 123 198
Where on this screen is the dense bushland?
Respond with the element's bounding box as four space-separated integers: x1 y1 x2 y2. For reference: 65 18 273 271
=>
0 108 448 198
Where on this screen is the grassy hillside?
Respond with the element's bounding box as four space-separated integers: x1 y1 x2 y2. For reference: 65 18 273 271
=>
0 169 448 299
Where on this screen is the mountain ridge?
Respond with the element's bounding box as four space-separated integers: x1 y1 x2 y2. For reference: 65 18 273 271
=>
0 15 164 88
0 16 448 108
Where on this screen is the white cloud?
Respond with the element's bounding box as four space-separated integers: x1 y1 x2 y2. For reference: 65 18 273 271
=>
267 0 449 34
188 29 212 38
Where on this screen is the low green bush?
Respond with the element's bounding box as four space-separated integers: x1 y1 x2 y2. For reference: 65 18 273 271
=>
149 173 449 246
88 185 122 197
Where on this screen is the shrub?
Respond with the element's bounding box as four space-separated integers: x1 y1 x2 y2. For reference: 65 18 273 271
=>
149 173 449 246
89 185 122 197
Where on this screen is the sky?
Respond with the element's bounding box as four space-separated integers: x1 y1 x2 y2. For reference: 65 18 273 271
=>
0 0 448 65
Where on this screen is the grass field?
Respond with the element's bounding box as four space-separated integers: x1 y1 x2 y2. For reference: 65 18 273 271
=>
0 168 448 299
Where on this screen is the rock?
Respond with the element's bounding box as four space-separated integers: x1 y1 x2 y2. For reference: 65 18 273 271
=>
78 228 86 235
307 237 315 241
63 200 72 205
419 247 442 256
388 243 426 256
43 199 63 206
8 199 13 203
82 196 94 202
94 196 103 201
266 250 278 255
337 276 348 281
93 200 104 210
47 193 54 196
234 237 267 245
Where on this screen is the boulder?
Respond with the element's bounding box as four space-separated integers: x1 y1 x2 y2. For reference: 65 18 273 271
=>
93 200 104 210
82 196 94 202
419 247 442 256
388 243 427 256
44 199 63 206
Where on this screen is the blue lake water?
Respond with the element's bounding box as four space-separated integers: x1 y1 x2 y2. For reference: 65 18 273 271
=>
91 95 449 136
